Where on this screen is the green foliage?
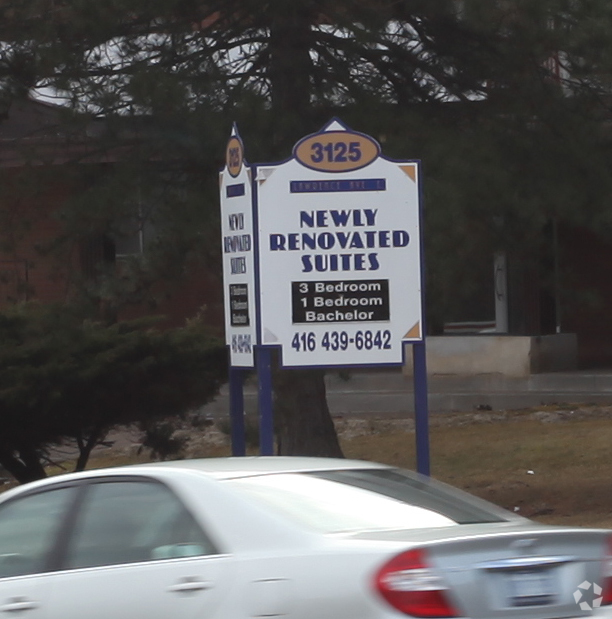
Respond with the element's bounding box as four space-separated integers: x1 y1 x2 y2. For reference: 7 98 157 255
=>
0 302 227 482
138 419 189 461
2 0 612 319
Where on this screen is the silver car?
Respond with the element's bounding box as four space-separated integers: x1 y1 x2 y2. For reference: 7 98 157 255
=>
0 456 609 618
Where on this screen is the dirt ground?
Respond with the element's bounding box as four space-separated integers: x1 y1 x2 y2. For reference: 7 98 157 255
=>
88 409 506 460
94 404 612 457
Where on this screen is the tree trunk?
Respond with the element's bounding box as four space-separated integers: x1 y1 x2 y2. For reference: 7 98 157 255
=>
274 367 343 457
268 4 316 145
75 427 105 472
267 6 344 458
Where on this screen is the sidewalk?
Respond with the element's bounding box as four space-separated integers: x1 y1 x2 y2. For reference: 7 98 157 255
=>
202 368 612 418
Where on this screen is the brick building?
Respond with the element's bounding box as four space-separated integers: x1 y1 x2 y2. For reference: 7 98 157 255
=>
0 97 224 329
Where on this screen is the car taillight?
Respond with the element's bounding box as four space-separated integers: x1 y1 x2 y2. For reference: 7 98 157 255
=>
375 548 459 617
602 535 612 605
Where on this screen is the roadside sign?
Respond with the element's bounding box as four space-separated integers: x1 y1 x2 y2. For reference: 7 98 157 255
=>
254 119 423 367
219 126 257 367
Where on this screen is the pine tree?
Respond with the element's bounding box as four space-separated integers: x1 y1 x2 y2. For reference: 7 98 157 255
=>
0 303 226 483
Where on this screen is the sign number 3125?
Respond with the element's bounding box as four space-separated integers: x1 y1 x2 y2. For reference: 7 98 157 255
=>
310 141 361 164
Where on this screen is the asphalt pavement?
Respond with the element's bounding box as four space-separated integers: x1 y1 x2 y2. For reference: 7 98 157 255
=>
202 368 612 418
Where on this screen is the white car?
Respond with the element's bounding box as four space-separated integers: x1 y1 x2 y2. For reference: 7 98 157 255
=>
0 456 610 619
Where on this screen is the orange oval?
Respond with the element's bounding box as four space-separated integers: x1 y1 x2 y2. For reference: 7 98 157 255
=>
293 130 380 173
226 136 244 177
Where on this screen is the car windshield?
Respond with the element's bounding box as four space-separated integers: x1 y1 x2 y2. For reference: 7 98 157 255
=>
226 468 512 534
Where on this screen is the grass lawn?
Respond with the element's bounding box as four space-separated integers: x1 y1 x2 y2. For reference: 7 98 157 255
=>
340 411 612 528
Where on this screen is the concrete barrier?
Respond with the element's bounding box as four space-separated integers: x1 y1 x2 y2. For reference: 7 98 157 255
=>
403 334 577 378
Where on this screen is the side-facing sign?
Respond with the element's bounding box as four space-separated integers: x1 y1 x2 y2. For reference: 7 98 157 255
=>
220 126 257 367
254 119 423 367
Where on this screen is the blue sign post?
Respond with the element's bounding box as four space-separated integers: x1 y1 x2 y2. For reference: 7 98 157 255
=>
228 366 246 456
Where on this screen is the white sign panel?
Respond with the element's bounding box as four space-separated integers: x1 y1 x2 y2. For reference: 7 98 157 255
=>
220 127 257 367
255 119 422 367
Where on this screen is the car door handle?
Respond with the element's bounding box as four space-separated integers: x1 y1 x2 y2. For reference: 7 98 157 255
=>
168 578 211 593
0 597 39 612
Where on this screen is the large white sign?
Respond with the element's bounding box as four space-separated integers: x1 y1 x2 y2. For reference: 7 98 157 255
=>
255 119 423 367
219 127 257 367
